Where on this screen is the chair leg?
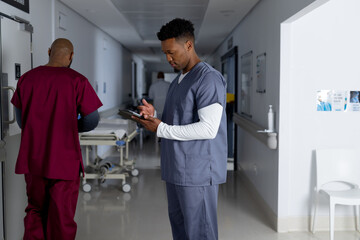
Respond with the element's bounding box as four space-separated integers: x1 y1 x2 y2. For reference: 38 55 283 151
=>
329 201 335 240
355 205 360 233
311 193 319 234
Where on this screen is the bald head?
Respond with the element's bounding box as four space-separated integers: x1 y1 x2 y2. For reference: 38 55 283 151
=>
47 38 74 67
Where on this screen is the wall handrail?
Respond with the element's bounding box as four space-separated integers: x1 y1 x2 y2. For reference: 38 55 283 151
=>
233 113 277 150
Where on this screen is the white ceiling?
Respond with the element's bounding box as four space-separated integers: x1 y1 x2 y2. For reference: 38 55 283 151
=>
59 0 259 63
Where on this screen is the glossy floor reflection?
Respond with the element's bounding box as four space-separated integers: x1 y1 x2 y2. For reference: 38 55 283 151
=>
75 134 360 240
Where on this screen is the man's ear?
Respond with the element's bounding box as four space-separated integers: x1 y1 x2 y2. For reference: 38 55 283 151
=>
185 40 193 51
69 52 74 61
48 48 51 56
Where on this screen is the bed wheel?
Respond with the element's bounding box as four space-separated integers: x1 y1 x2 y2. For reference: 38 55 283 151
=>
83 183 92 193
131 168 139 177
122 183 131 193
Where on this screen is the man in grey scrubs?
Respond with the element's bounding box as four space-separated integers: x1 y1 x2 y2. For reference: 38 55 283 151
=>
135 18 227 240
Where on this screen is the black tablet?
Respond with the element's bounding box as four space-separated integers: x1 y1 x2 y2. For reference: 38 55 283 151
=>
118 109 145 120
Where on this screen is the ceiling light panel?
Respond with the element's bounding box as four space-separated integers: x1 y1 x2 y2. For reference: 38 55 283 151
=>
110 0 209 41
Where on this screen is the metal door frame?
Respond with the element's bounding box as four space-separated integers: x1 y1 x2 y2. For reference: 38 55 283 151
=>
221 46 238 171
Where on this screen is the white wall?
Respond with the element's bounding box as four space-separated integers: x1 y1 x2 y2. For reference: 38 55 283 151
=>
280 0 360 231
55 1 133 110
30 0 53 67
206 0 315 230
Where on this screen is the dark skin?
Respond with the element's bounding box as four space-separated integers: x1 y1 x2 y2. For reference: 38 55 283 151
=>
45 38 74 68
132 37 201 132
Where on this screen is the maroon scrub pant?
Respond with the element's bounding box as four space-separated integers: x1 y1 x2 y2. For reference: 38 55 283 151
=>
23 174 80 240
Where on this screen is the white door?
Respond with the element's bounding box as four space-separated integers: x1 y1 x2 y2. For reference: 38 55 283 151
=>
0 15 32 240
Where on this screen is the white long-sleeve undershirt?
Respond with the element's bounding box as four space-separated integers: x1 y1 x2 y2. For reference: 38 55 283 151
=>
156 103 223 141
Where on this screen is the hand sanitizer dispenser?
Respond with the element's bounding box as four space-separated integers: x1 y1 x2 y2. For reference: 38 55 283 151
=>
268 105 274 132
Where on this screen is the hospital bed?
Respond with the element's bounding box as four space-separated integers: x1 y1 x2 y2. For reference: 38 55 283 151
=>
79 118 139 193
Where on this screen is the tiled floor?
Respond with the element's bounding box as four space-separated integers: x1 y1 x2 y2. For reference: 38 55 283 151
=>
75 134 360 240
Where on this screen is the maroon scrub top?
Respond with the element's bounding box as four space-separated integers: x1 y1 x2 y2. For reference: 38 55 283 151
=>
11 66 103 180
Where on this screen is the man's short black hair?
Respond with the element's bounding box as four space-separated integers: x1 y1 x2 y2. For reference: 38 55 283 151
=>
157 18 195 42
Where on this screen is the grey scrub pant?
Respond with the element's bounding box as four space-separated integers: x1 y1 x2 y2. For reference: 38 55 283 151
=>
166 182 219 240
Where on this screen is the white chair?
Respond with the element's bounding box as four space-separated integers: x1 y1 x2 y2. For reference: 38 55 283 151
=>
312 148 360 240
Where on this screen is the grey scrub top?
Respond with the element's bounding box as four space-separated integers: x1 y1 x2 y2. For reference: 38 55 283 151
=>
160 62 228 186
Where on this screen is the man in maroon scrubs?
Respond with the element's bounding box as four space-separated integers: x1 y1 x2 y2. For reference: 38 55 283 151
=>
11 38 103 240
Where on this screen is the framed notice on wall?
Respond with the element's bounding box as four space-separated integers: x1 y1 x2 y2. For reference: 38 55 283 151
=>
316 90 360 112
256 53 266 93
1 0 29 13
240 51 253 118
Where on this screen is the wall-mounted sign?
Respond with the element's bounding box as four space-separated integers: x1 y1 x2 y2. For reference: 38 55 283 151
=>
15 63 21 80
317 90 360 112
256 53 266 94
240 51 253 118
1 0 29 13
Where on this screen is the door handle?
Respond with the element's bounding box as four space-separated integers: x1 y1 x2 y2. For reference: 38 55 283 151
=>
2 86 16 124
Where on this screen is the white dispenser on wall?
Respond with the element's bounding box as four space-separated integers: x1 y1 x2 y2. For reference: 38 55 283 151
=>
267 105 274 132
250 104 277 149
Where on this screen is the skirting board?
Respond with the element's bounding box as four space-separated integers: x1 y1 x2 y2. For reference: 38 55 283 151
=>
239 169 359 232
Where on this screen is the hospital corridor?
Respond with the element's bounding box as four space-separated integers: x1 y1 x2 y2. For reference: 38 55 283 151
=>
1 0 360 240
74 136 360 240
